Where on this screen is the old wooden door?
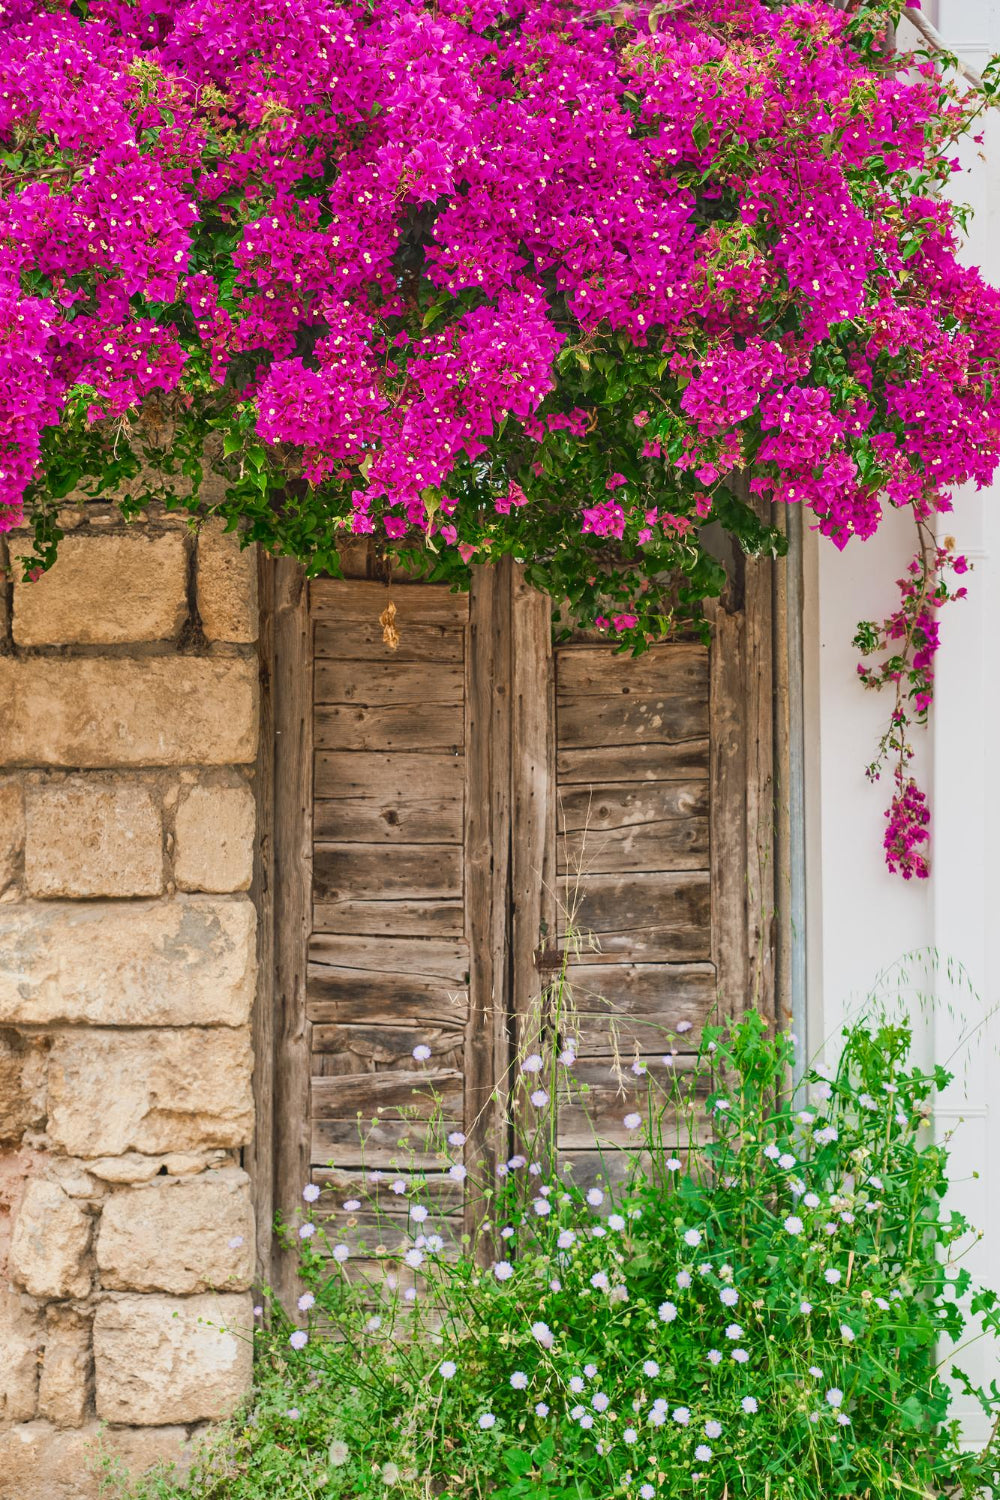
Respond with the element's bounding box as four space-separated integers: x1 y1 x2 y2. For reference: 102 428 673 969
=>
256 552 774 1298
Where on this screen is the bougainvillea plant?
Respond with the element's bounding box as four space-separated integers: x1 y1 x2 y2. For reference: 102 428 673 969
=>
1 0 999 873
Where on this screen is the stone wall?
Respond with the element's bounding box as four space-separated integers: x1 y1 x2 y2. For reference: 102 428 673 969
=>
0 507 260 1500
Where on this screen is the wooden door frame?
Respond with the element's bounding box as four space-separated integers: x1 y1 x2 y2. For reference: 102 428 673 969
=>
249 549 782 1295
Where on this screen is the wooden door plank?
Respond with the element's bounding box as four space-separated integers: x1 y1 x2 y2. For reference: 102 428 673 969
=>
463 561 513 1243
313 843 462 901
563 960 717 1018
563 871 712 961
312 1118 458 1170
311 578 468 623
312 897 465 939
315 659 465 706
556 642 708 696
311 1023 466 1069
314 702 464 752
315 750 464 799
314 620 464 663
314 792 463 845
705 597 751 1026
270 556 314 1310
312 1067 463 1118
557 742 709 783
306 969 468 1028
557 693 708 749
309 934 470 979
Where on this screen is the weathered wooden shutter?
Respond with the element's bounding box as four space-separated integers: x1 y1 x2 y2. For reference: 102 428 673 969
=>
260 552 773 1296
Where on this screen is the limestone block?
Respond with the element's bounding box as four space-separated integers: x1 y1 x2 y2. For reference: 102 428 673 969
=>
0 657 258 768
197 520 258 642
39 1308 90 1428
25 780 163 897
0 1421 195 1500
12 533 187 645
0 1029 46 1143
9 1180 92 1299
0 896 255 1028
0 1289 41 1423
96 1167 254 1294
46 1027 254 1157
0 780 23 894
94 1292 253 1424
174 781 255 892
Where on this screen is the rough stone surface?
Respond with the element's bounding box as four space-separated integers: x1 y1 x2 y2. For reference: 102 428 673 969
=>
0 1030 46 1143
0 896 256 1027
46 1028 254 1157
12 533 188 646
197 521 258 642
174 782 255 892
0 657 258 768
38 1307 90 1428
24 780 163 898
0 1421 196 1500
8 1180 92 1299
94 1292 253 1424
0 780 23 895
96 1167 254 1294
0 1288 41 1423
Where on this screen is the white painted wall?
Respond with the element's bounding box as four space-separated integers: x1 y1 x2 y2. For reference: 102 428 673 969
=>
807 0 1000 1437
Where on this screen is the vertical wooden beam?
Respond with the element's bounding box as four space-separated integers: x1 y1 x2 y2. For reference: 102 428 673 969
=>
464 559 513 1244
270 556 314 1308
248 551 275 1289
510 567 557 1152
706 594 750 1025
745 552 777 1024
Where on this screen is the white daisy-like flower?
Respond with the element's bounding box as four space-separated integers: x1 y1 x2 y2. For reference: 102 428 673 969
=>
720 1287 739 1307
366 1315 382 1332
763 1144 780 1161
579 1414 594 1430
449 1163 467 1182
707 1349 722 1365
643 1359 660 1377
535 1401 550 1417
531 1089 550 1108
510 1371 528 1390
683 1229 702 1247
672 1407 690 1425
731 1349 749 1364
695 1444 712 1461
412 1044 431 1061
411 1205 428 1223
343 1198 361 1211
448 1131 467 1146
492 1260 514 1281
705 1420 722 1439
593 1392 610 1412
533 1198 551 1216
478 1412 496 1430
803 1192 820 1208
404 1248 424 1268
532 1321 554 1347
725 1323 742 1340
557 1229 576 1249
570 1375 585 1393
741 1396 758 1414
558 1048 577 1067
623 1112 642 1130
825 1268 842 1284
289 1330 308 1350
837 1413 851 1427
302 1183 320 1202
299 1223 315 1239
658 1301 677 1323
521 1054 544 1074
778 1153 796 1170
586 1188 604 1207
840 1323 855 1342
608 1213 626 1231
667 1156 682 1172
584 1363 597 1378
329 1439 350 1467
676 1270 692 1289
800 1300 812 1314
439 1361 456 1379
677 1020 693 1033
641 1486 656 1499
591 1270 609 1291
332 1243 350 1263
784 1215 804 1235
826 1387 844 1407
623 1427 637 1443
391 1179 407 1195
501 1226 515 1240
648 1408 666 1427
297 1292 314 1311
808 1365 822 1378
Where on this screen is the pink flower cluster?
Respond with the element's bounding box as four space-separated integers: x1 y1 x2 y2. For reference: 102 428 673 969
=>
0 0 998 874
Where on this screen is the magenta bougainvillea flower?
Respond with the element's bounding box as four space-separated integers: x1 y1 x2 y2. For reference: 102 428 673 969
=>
1 0 998 873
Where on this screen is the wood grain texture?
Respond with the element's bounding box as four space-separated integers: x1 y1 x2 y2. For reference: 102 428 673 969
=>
315 750 464 801
312 1023 465 1070
313 790 462 845
557 642 707 697
270 558 315 1311
315 659 464 707
311 578 468 623
313 842 462 902
557 741 709 784
463 561 513 1245
247 551 275 1286
313 897 465 938
563 870 712 961
557 780 709 875
314 620 463 663
312 1118 460 1169
557 693 708 750
313 1067 462 1119
314 702 463 753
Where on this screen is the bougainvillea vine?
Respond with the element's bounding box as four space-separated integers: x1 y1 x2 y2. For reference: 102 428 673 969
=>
0 0 998 874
